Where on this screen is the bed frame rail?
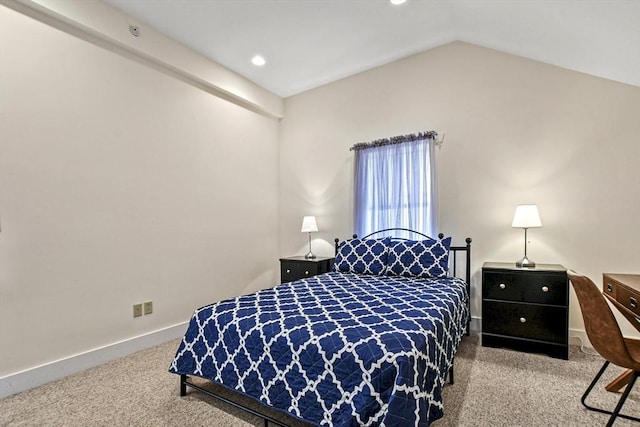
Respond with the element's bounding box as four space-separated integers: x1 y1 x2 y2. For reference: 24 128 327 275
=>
179 374 288 427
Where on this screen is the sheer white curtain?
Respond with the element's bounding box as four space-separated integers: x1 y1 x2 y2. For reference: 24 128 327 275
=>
353 132 438 239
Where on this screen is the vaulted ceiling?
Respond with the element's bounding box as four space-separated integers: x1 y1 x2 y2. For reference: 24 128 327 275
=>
102 0 640 98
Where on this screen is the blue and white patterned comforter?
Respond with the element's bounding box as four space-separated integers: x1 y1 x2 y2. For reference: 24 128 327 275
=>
169 271 469 426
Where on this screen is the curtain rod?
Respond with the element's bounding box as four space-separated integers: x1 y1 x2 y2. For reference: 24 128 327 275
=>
349 130 443 151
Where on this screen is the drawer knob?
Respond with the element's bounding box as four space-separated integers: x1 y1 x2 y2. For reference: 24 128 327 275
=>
606 283 613 293
542 286 549 293
631 297 638 309
286 269 291 274
305 270 309 275
520 317 527 323
499 283 506 289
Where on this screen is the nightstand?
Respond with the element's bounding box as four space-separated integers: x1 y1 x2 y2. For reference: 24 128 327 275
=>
279 256 334 283
482 262 569 360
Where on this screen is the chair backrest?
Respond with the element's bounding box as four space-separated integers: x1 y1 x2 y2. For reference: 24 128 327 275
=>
568 271 639 370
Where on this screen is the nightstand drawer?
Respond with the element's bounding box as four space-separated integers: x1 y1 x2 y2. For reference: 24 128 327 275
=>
279 257 334 283
521 274 568 306
483 301 567 343
483 272 523 302
281 262 319 282
483 271 567 306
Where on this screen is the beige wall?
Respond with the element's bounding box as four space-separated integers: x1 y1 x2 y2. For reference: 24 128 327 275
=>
2 3 640 388
279 41 640 337
0 5 280 376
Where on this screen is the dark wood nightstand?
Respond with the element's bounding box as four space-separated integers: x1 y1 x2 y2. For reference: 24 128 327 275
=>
279 256 334 283
482 262 569 360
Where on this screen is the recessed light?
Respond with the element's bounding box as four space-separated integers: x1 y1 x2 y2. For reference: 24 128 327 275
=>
251 55 266 66
390 0 406 5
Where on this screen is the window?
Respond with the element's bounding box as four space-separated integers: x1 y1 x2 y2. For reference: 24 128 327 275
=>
353 132 438 239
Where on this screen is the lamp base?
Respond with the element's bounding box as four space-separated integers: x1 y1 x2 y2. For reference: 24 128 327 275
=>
516 256 536 268
305 232 316 259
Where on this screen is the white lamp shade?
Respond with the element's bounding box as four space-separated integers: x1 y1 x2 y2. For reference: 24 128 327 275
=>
301 216 318 233
512 205 542 228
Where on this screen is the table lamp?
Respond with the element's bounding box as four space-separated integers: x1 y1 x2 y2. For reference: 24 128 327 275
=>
301 216 318 259
512 204 542 268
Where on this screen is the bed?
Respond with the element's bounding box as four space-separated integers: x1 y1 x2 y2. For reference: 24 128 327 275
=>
169 229 472 426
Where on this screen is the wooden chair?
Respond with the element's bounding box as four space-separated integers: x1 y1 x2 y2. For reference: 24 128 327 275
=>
568 271 640 426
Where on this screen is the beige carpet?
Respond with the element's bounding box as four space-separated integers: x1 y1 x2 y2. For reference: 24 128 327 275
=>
1 334 638 426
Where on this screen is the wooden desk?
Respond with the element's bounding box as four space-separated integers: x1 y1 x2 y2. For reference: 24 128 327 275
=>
602 273 640 392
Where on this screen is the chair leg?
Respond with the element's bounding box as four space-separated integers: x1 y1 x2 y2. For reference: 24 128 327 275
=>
606 371 639 427
582 361 610 412
581 361 640 423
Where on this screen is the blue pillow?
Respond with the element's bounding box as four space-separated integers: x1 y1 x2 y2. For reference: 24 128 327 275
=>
385 237 451 278
334 238 390 275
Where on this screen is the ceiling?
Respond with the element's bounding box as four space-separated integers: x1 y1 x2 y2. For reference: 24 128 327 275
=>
101 0 640 98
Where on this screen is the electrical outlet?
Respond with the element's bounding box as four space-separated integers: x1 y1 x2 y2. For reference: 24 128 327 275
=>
133 303 143 318
143 301 153 315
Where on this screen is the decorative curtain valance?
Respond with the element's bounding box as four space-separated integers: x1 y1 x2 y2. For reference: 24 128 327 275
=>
350 131 440 151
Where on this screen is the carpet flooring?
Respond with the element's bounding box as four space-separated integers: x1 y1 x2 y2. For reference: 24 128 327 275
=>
1 334 638 426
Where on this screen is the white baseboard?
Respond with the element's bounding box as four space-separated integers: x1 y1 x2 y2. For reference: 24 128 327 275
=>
469 316 481 333
569 328 593 349
0 321 188 399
